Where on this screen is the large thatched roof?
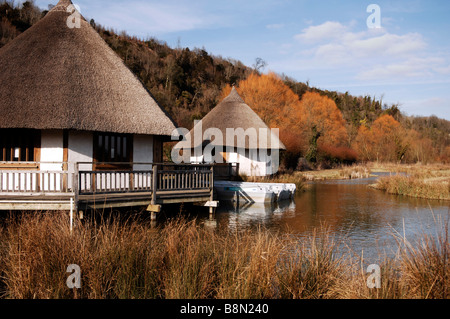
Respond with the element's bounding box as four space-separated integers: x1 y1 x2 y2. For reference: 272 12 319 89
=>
177 87 285 150
0 0 176 136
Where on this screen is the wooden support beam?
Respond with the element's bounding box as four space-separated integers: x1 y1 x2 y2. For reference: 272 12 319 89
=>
151 164 158 205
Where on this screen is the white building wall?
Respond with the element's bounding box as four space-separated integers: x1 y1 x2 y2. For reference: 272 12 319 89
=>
131 135 154 190
40 130 64 171
133 135 154 170
40 130 64 191
68 131 93 190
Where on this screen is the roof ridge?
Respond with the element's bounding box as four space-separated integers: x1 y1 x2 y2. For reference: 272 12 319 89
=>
223 86 245 104
49 0 74 13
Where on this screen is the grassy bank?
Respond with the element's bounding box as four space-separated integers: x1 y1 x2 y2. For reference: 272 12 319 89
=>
0 213 448 299
242 164 372 189
369 163 450 201
300 164 372 181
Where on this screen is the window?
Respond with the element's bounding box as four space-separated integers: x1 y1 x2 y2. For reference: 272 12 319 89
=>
94 133 132 169
0 129 40 162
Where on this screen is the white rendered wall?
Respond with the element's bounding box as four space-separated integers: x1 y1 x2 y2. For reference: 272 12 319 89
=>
40 130 64 171
40 130 64 191
133 135 154 170
131 135 154 190
68 131 93 189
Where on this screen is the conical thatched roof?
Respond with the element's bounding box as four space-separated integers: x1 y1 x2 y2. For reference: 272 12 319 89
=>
0 0 176 136
178 87 285 150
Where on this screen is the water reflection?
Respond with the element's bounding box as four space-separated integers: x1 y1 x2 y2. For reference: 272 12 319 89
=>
215 199 297 231
213 173 449 262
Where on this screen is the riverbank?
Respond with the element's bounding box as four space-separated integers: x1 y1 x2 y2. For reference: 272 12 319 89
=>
0 213 448 299
243 164 372 191
368 163 450 201
246 163 450 200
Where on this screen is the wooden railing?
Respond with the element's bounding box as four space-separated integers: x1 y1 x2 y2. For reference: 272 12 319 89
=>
0 170 70 193
157 168 212 191
78 170 153 194
0 163 214 199
76 163 213 196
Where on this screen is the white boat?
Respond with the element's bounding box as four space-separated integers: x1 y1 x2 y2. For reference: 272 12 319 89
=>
214 181 276 203
215 181 295 202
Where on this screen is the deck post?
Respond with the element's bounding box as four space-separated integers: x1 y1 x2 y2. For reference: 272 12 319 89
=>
70 197 74 234
147 164 160 221
209 165 215 219
73 164 79 218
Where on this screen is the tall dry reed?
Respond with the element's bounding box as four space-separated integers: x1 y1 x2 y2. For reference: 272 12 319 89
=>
372 175 450 200
0 212 448 299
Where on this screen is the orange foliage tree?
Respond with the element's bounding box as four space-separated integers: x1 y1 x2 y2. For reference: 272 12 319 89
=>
403 129 435 163
296 92 349 162
353 114 407 162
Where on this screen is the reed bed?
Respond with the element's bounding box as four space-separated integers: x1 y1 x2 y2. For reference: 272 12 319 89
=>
338 164 371 180
371 174 450 200
0 212 448 299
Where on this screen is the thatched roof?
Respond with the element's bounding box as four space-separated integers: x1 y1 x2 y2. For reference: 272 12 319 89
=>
177 87 285 150
0 0 176 136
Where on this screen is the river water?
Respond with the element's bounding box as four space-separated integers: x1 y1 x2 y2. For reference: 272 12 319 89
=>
210 173 449 263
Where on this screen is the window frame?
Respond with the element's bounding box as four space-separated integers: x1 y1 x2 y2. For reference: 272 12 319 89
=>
93 132 133 170
0 129 41 169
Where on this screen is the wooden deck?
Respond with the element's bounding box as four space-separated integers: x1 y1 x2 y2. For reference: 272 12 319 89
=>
0 162 218 212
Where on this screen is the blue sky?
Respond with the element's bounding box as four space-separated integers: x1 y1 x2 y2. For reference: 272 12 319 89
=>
35 0 450 120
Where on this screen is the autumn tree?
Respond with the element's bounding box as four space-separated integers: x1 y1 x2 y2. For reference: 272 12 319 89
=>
403 129 435 163
353 114 407 162
352 125 374 161
297 92 349 163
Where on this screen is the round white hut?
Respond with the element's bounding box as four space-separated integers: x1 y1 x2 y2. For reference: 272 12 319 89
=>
175 87 285 177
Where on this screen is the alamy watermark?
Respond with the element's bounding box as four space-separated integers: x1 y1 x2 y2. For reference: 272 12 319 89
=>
66 264 81 289
366 264 381 289
367 4 382 29
66 4 81 29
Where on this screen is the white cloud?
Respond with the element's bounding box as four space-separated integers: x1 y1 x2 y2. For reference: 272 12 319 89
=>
294 21 349 43
357 57 445 81
294 21 427 65
287 20 450 86
434 65 450 75
88 1 220 36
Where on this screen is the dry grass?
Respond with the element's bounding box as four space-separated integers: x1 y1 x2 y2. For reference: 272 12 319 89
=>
0 212 448 299
243 164 371 187
370 163 450 200
300 164 371 181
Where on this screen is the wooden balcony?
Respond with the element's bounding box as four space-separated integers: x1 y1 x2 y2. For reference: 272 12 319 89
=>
0 162 216 211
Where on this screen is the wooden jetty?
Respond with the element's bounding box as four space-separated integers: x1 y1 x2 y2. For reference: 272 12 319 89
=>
0 162 219 220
